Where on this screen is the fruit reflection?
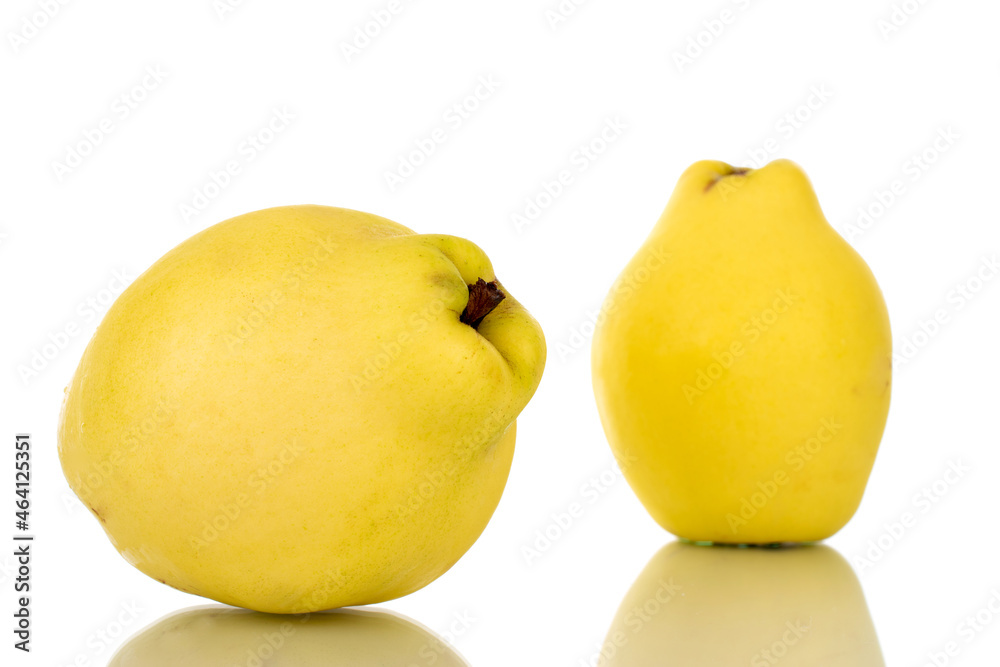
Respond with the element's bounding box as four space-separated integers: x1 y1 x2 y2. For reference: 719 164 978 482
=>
109 605 469 666
598 542 883 666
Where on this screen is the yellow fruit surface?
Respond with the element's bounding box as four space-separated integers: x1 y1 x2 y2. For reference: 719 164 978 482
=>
59 205 545 612
593 160 891 543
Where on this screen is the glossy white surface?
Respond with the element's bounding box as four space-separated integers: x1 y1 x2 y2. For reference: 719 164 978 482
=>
1 1 998 665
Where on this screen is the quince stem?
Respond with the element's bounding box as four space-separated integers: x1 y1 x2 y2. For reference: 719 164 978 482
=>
460 278 505 330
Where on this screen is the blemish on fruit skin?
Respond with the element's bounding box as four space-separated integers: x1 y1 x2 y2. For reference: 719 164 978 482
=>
430 272 460 288
704 167 751 193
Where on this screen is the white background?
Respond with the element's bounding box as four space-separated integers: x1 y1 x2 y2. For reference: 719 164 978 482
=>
2 0 999 665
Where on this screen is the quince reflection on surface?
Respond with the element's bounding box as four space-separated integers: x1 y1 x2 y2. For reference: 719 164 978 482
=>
108 605 469 666
599 543 883 666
